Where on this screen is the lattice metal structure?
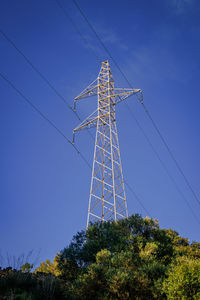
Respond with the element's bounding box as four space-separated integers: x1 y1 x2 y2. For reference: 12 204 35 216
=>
73 61 142 227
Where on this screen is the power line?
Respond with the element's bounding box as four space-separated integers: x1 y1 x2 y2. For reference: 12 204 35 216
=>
1 71 150 218
3 2 197 222
0 28 73 112
58 0 200 223
55 1 152 218
124 180 152 218
141 102 200 208
72 0 133 87
124 104 200 225
55 0 101 64
0 27 95 140
0 26 150 217
71 0 200 218
0 71 91 170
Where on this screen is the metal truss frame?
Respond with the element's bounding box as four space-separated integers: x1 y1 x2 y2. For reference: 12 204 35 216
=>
73 61 142 227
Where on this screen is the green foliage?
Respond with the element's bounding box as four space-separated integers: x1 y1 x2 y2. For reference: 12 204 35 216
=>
21 262 33 272
34 255 61 276
1 214 200 299
56 214 200 299
72 249 152 299
163 257 200 299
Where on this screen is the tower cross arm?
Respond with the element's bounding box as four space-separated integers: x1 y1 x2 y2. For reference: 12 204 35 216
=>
73 109 98 134
114 88 143 105
73 78 98 110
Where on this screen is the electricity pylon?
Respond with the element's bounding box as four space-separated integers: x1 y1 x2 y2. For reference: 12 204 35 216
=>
73 61 142 227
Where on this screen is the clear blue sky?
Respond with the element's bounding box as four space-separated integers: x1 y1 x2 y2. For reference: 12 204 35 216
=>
1 0 200 266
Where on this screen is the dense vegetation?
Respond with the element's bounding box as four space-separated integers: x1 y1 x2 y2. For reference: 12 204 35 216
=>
1 214 200 299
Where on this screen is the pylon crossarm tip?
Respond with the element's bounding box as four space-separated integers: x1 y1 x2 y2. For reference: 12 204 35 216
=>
114 88 142 105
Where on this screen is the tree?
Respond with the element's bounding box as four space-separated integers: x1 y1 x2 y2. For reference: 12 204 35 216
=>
34 255 61 276
56 214 200 299
21 262 33 272
56 215 174 298
163 256 200 299
3 214 198 299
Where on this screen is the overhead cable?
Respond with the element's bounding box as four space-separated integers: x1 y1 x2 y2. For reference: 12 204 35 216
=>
0 25 150 217
0 29 74 112
141 103 200 208
0 71 91 170
71 0 200 218
55 0 101 63
0 27 95 140
1 71 150 217
124 180 152 218
126 105 200 225
55 0 152 218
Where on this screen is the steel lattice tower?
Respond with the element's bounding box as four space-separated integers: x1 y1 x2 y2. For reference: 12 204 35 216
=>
73 61 142 227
